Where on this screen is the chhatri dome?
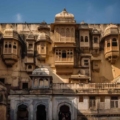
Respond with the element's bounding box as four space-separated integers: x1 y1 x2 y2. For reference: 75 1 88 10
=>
55 8 75 23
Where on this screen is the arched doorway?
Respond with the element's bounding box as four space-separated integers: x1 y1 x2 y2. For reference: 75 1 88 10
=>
17 104 28 120
36 104 46 120
59 105 71 120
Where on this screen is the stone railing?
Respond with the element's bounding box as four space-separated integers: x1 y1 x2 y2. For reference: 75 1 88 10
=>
52 83 120 89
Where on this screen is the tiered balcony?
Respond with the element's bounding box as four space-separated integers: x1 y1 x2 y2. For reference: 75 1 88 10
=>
2 54 18 66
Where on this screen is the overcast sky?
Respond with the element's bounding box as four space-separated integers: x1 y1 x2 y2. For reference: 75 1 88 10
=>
0 0 120 23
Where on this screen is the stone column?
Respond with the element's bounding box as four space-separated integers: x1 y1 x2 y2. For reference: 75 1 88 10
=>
10 100 16 120
105 96 110 109
29 100 34 120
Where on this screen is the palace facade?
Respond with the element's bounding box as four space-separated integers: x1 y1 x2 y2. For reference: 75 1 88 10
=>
0 9 120 120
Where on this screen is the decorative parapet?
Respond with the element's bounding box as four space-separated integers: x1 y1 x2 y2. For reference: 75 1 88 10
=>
10 83 120 95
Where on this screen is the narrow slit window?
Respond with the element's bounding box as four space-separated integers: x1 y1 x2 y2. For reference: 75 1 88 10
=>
62 51 66 58
85 36 88 42
81 36 83 42
107 43 110 47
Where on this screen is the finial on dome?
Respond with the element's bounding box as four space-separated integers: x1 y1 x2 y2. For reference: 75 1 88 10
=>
63 8 67 11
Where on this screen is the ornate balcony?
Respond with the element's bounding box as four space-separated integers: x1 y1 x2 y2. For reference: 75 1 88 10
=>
2 54 18 66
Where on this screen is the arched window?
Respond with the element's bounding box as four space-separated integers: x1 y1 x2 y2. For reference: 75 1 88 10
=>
85 36 88 42
59 105 71 120
17 104 28 120
5 44 7 48
36 105 46 120
81 36 83 42
112 38 117 46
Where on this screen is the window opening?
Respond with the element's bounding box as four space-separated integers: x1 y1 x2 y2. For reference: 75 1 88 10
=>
84 60 89 66
89 96 96 108
81 36 83 42
17 105 28 120
28 65 32 69
28 43 33 48
36 105 46 120
107 43 110 47
0 78 5 84
22 83 28 89
85 36 88 42
111 97 118 108
62 50 66 58
112 38 117 46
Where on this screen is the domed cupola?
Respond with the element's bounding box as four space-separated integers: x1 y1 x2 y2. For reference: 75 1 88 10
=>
55 8 75 23
102 24 119 64
30 66 53 89
2 24 20 66
103 24 119 38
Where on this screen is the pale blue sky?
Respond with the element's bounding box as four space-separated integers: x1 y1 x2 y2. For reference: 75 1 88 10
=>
0 0 120 23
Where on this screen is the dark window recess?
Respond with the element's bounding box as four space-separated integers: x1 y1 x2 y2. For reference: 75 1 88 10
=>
41 46 44 49
9 44 11 48
90 96 95 99
112 42 117 46
0 78 5 84
5 44 7 48
81 36 83 42
84 60 89 66
107 43 110 47
112 38 116 42
29 44 33 48
94 37 98 43
62 51 66 58
0 94 3 102
22 83 28 89
112 38 117 46
13 45 16 49
28 65 32 69
85 36 88 42
111 96 118 100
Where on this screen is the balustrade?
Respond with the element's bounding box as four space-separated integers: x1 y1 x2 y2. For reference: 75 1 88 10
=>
52 83 120 90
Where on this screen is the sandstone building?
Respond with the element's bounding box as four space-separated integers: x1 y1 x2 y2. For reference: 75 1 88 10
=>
0 9 120 120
